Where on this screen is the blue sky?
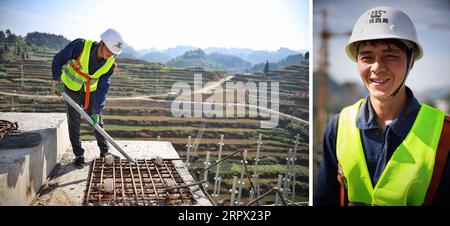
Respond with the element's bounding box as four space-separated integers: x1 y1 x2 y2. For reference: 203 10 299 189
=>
0 0 309 51
313 0 450 94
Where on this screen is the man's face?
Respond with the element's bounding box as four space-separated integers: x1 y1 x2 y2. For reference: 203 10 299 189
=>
100 43 114 59
357 42 408 100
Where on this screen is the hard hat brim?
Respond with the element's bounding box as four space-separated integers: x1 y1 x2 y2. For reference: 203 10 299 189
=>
104 43 122 55
345 37 423 62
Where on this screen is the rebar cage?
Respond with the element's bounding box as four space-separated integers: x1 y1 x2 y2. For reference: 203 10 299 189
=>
85 158 196 206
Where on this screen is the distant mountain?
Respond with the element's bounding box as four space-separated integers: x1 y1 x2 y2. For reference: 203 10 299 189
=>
165 49 254 72
166 49 227 71
204 47 302 65
246 50 281 65
276 47 300 57
207 52 251 72
137 48 158 56
204 47 254 60
252 61 277 73
7 29 306 71
251 54 304 71
142 51 171 63
278 54 305 66
119 43 140 59
164 45 198 58
120 43 304 71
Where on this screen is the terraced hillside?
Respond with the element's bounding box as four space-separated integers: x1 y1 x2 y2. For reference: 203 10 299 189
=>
0 50 309 205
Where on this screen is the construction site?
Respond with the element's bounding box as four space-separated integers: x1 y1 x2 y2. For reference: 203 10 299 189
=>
0 43 309 206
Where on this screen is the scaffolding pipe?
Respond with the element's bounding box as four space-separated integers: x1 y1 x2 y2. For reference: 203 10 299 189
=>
197 150 242 175
245 187 287 206
203 151 211 188
185 135 192 167
284 148 293 198
230 176 238 206
198 183 216 206
254 134 262 177
291 173 296 202
275 174 283 206
213 134 224 200
236 150 247 205
212 177 222 202
239 150 257 200
291 134 300 182
252 134 262 204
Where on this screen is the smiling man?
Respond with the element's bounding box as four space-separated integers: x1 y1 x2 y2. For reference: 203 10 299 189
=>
51 29 123 167
315 6 450 206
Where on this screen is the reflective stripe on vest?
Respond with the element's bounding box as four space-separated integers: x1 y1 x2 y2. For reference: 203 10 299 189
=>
62 65 99 85
60 40 114 93
336 99 445 206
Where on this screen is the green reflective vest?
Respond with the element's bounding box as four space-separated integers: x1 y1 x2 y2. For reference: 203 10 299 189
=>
336 99 445 206
60 40 114 92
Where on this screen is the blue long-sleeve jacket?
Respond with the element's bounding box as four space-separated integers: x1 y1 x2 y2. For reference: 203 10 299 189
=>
314 87 450 206
52 38 115 114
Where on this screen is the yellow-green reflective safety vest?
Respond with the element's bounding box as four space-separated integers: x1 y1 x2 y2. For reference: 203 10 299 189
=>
336 99 445 206
60 39 114 92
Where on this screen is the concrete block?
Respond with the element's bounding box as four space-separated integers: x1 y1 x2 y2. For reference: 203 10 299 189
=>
0 113 70 205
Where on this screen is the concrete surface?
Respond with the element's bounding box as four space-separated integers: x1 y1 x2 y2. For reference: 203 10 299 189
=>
33 140 212 206
0 112 70 205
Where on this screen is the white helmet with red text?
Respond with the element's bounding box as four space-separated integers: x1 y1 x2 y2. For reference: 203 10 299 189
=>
345 6 423 62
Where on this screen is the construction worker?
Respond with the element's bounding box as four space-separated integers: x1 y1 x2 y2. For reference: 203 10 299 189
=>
51 29 123 167
315 6 450 206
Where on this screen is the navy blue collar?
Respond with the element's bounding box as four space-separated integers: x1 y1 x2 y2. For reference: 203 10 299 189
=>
356 86 421 138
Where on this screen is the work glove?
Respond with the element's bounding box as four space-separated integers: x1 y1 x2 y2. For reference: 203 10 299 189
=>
51 80 64 96
88 114 99 129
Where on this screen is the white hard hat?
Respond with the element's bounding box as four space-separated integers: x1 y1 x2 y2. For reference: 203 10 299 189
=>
345 6 423 62
100 28 124 55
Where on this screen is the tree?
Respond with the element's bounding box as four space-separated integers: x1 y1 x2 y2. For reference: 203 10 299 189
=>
5 29 17 44
0 31 5 43
16 45 22 56
304 51 309 60
5 29 12 38
263 60 269 74
0 47 5 63
25 32 70 50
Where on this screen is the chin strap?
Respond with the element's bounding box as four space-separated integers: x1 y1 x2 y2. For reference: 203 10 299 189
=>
389 49 415 97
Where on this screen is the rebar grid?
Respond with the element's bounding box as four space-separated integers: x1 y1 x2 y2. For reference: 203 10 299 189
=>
85 158 196 206
0 120 18 138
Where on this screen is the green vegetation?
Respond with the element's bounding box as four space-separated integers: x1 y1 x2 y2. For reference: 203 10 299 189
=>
25 32 70 50
253 54 304 72
167 49 228 71
0 29 69 65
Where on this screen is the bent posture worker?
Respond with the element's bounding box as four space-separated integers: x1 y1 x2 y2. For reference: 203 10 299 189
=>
51 29 124 167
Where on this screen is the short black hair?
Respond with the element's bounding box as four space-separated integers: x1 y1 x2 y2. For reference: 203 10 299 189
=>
356 38 415 57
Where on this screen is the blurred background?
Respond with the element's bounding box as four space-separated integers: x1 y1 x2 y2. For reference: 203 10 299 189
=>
313 0 450 190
